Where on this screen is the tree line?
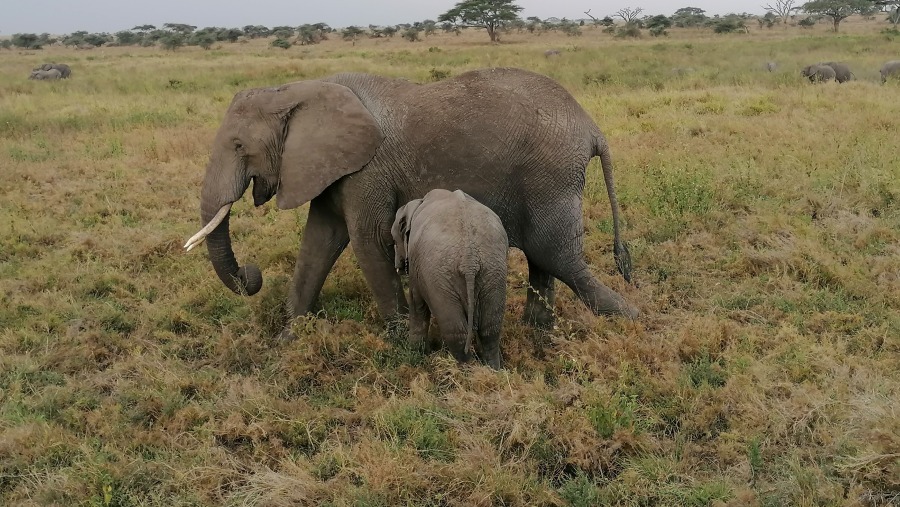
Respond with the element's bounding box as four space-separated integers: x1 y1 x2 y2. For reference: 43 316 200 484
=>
3 0 898 51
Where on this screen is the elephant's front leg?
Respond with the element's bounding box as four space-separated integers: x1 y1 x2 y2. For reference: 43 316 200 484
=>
523 260 556 328
281 200 350 340
348 217 408 324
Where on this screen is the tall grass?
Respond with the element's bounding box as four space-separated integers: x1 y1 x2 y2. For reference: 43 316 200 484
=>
1 19 898 506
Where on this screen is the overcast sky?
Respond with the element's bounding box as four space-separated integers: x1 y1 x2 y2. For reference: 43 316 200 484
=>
6 1 769 35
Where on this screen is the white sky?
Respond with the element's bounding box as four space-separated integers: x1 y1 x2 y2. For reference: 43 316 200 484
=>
5 1 771 35
0 0 768 35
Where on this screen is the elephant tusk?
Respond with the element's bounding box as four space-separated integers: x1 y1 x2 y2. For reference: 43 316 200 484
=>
184 203 232 252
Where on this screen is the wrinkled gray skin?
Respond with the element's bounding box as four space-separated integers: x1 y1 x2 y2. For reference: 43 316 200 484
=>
29 68 62 80
392 189 508 369
34 63 71 78
801 64 835 83
881 60 900 84
195 67 638 341
820 62 854 83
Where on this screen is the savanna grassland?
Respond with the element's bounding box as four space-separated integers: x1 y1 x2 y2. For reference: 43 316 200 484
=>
1 17 898 507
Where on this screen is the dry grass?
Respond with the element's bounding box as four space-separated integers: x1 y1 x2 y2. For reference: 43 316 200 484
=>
1 18 898 507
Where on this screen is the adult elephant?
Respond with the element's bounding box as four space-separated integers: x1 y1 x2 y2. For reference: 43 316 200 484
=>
820 62 854 83
881 60 900 83
185 67 639 338
35 63 71 78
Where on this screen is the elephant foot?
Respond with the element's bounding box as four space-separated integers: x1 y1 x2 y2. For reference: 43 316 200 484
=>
278 324 299 342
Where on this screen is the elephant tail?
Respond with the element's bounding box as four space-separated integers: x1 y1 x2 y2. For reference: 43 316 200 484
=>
464 268 477 358
595 137 633 283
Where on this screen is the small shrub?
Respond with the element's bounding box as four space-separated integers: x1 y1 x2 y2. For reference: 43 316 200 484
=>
558 472 603 506
615 23 642 38
402 28 421 42
798 16 818 28
583 71 613 86
270 38 292 49
428 67 451 81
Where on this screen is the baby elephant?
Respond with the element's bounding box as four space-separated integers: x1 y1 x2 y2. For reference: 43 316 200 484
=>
392 189 508 369
801 64 835 83
29 68 62 80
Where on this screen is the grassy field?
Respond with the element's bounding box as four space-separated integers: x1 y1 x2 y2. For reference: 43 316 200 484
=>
1 18 898 507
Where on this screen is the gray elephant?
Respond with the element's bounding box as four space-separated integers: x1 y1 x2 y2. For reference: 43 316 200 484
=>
544 49 561 58
29 68 62 80
820 62 854 83
881 60 900 83
801 64 835 83
183 67 639 341
392 189 508 368
34 63 71 78
765 61 777 72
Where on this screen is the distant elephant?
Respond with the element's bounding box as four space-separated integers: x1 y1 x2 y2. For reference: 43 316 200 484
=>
820 61 854 83
183 67 639 340
34 63 71 78
544 49 561 58
881 60 900 83
801 64 835 83
29 68 62 80
392 189 508 368
765 61 777 72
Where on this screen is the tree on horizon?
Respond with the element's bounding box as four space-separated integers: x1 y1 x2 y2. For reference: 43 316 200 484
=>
438 0 524 42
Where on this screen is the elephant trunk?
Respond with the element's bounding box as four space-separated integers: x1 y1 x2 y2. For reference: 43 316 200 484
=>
198 167 262 296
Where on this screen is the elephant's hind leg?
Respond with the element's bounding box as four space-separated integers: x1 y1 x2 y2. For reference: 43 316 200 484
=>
282 200 349 339
431 301 473 364
408 283 431 352
477 288 505 369
524 207 638 320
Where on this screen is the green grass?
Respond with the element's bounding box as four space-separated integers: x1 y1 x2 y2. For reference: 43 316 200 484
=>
1 19 899 506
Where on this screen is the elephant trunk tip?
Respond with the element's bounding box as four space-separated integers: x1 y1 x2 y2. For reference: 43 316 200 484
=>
235 264 263 296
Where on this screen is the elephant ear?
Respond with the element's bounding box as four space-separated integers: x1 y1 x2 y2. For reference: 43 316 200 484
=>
275 81 384 210
392 199 423 272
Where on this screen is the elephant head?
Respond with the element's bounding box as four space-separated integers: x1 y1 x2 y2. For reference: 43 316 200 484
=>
184 81 384 296
390 198 423 274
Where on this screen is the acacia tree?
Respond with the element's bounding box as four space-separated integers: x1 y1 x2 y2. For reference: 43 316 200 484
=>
671 7 709 26
438 0 524 42
801 0 871 30
763 0 798 24
614 6 644 23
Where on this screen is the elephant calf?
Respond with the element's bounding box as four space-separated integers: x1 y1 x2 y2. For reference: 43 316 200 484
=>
29 68 62 80
801 64 835 83
881 60 900 84
392 189 509 369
